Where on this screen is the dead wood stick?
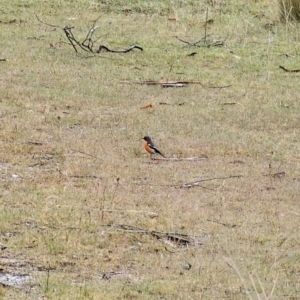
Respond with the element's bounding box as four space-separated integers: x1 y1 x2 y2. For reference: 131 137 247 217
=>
35 13 61 28
101 271 123 280
205 84 232 89
105 224 206 247
63 26 82 53
174 35 213 47
70 149 102 160
102 209 158 217
135 175 243 189
36 14 143 54
279 65 300 73
82 16 101 51
175 33 227 49
151 156 207 161
97 45 143 53
120 80 231 89
206 219 237 228
174 36 193 45
179 175 243 188
120 80 204 86
82 26 98 51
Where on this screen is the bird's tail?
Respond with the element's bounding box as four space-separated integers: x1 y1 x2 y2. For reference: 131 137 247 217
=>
156 149 165 158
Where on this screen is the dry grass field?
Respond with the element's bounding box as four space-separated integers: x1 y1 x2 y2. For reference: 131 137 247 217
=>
1 0 300 299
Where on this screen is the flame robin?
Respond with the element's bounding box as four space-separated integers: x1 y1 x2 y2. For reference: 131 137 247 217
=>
142 136 165 158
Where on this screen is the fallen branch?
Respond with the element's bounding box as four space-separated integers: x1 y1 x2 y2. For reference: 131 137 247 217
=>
135 175 243 190
186 52 197 57
121 80 232 89
151 156 207 161
70 148 102 160
159 102 186 106
97 45 143 53
102 209 158 217
69 175 99 179
175 34 227 48
101 271 123 280
174 34 213 47
35 14 61 28
179 175 243 188
279 65 300 73
106 224 208 247
129 80 204 86
174 6 219 49
263 171 286 178
35 14 143 54
206 219 237 228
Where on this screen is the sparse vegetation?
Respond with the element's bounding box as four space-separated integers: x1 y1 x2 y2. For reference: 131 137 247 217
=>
1 0 300 299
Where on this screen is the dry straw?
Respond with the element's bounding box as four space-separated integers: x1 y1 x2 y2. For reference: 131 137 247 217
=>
279 0 300 21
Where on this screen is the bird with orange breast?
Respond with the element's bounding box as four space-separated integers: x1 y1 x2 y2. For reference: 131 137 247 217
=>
142 136 165 158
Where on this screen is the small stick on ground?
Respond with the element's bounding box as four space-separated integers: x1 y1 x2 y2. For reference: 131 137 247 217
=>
174 35 213 48
102 209 158 217
121 80 232 89
179 175 243 188
97 45 143 53
135 175 243 190
279 65 300 73
151 156 207 161
105 224 208 247
70 149 102 160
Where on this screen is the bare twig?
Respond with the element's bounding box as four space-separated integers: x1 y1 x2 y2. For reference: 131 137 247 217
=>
35 14 61 28
35 14 143 54
83 26 98 51
121 80 232 89
174 34 213 48
97 45 143 53
206 219 237 228
102 209 158 217
175 34 227 48
135 175 243 190
101 271 123 280
63 26 82 53
151 156 207 161
263 171 286 178
70 149 102 160
106 224 208 247
82 16 101 51
279 65 300 73
205 83 232 89
186 52 197 57
179 175 243 188
205 3 224 48
69 175 99 179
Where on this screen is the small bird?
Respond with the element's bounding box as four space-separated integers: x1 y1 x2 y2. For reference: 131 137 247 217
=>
142 136 165 158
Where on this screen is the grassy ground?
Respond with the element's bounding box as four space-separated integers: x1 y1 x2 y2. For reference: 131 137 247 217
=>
1 0 300 299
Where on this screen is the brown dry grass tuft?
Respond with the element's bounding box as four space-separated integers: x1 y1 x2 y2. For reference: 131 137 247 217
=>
279 0 300 21
1 0 300 299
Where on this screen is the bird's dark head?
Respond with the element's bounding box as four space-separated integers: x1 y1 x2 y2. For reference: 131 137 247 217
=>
142 136 151 142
